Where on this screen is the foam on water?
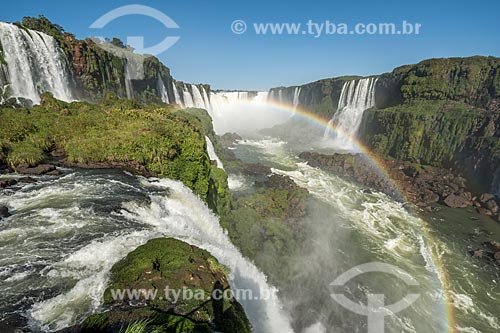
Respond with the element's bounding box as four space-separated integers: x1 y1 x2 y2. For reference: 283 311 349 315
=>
205 135 224 170
20 174 293 332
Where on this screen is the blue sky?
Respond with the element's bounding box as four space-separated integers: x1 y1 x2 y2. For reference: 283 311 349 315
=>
2 0 499 90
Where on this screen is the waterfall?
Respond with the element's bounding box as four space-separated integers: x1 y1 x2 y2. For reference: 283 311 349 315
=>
182 84 194 107
268 90 275 101
124 61 134 99
207 91 296 134
205 136 224 170
172 81 181 105
0 22 74 104
253 91 269 103
209 91 268 117
191 84 207 109
201 86 211 112
324 77 377 149
278 89 283 104
292 86 301 110
5 171 292 332
157 74 169 103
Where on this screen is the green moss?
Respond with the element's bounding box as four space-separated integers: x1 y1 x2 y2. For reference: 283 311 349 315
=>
80 308 213 333
378 56 500 109
0 94 213 199
220 182 309 278
100 238 251 333
359 100 499 165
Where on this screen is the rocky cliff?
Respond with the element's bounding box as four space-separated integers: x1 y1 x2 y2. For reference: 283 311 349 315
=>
359 57 500 193
267 56 500 193
0 16 209 105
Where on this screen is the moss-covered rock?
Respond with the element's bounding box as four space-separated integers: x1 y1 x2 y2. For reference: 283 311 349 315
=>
375 56 500 110
221 174 309 279
0 94 215 200
359 100 500 191
87 238 251 333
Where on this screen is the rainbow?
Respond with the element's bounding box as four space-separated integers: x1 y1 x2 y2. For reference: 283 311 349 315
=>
236 98 457 332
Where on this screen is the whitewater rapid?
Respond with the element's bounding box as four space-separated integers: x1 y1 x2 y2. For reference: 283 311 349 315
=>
0 170 292 332
234 137 500 333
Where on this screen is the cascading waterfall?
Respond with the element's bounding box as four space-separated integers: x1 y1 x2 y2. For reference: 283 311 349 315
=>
205 136 224 170
156 74 169 103
124 60 134 99
207 91 289 134
253 91 269 103
292 86 301 110
1 171 293 332
209 91 267 116
172 81 181 105
323 77 377 149
191 84 207 109
182 84 194 107
268 90 275 101
0 22 74 104
201 86 211 112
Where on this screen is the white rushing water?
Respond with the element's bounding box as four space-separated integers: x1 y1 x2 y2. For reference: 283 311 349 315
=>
206 91 298 134
201 86 211 111
191 84 208 109
157 74 169 103
172 81 181 105
181 84 194 107
324 77 377 149
292 86 301 110
234 137 500 332
205 135 224 170
0 171 292 332
0 22 74 104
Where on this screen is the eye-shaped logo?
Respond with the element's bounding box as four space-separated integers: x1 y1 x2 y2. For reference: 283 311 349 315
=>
89 5 180 81
330 262 420 333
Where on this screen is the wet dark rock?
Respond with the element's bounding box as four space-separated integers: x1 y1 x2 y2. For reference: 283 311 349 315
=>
46 169 63 176
0 206 10 220
49 148 66 158
0 179 18 188
477 207 493 216
16 164 56 175
240 162 271 176
266 174 298 190
219 132 242 148
18 177 37 184
443 193 472 208
470 240 500 265
479 193 496 204
485 199 499 214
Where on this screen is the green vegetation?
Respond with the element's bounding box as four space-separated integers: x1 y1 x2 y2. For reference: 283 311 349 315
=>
221 177 309 279
0 93 217 200
359 100 500 166
377 56 500 109
18 15 181 103
97 238 251 333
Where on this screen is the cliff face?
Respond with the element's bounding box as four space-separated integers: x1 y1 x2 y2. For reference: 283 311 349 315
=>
375 56 500 110
267 56 500 192
359 57 500 192
269 76 358 119
14 16 209 104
